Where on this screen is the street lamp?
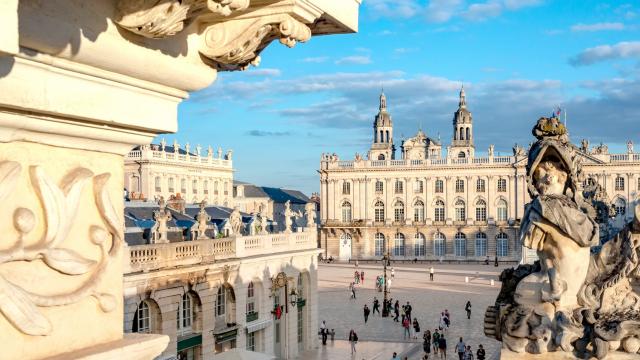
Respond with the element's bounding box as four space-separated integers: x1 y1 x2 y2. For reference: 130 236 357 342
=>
270 272 298 359
381 246 391 317
289 288 298 307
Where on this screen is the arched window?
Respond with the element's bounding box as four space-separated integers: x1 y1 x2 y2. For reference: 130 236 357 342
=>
475 199 487 221
246 282 255 315
386 130 390 143
394 180 403 194
341 201 352 223
637 178 640 191
497 233 509 257
497 178 507 192
475 233 487 257
459 127 464 141
476 178 485 192
434 200 445 222
192 179 198 194
375 233 385 256
216 287 226 316
466 127 470 141
454 232 466 257
414 233 426 257
180 179 186 194
378 154 385 161
455 179 464 193
434 232 445 257
375 180 384 193
168 178 175 193
616 176 625 191
393 200 405 222
497 199 508 222
458 151 466 158
342 181 351 195
455 199 466 221
614 198 627 216
413 200 425 222
155 176 161 192
394 233 405 256
135 301 151 333
177 293 194 334
203 180 209 194
435 179 444 193
374 201 385 222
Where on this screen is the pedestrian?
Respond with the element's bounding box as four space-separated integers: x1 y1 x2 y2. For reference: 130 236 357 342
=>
429 266 434 281
455 337 466 360
432 329 440 355
391 352 398 359
391 266 395 279
361 270 365 283
402 317 411 339
373 297 380 314
388 276 392 291
355 259 359 268
400 305 406 323
465 301 472 320
463 345 474 360
476 345 485 360
348 329 358 354
413 318 421 340
405 301 412 322
352 284 356 299
364 304 370 323
394 300 400 322
423 330 432 357
320 320 327 345
438 335 447 359
444 309 451 326
330 329 335 342
355 270 360 284
439 313 447 332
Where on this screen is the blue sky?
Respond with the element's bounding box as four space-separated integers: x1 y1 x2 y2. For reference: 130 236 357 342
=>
161 0 640 195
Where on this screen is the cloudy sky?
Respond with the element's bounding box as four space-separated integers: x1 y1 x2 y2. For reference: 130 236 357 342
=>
163 0 640 195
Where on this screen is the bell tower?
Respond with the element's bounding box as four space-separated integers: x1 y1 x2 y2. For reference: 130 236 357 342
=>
450 85 475 158
368 90 395 160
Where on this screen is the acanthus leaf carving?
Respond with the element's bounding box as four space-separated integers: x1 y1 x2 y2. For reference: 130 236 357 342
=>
42 248 96 276
0 276 52 336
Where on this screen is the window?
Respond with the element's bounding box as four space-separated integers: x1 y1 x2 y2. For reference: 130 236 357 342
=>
342 181 351 195
155 176 161 192
192 179 198 194
375 181 384 193
247 332 256 351
583 177 596 188
413 200 425 222
414 233 425 257
168 178 175 193
458 151 466 158
454 232 466 257
374 201 385 222
497 179 507 192
214 181 219 194
224 181 229 195
615 176 625 191
216 287 226 316
497 233 509 257
435 179 444 193
614 198 626 216
497 199 508 222
475 233 487 257
341 201 352 223
246 282 255 315
204 180 209 194
378 154 385 160
476 179 485 192
434 232 445 257
455 199 466 222
393 200 405 222
455 179 464 193
135 301 150 333
375 233 385 256
394 180 403 194
414 180 424 193
177 293 193 334
475 199 487 222
637 178 640 191
181 179 186 194
394 233 405 256
297 304 303 345
434 200 445 222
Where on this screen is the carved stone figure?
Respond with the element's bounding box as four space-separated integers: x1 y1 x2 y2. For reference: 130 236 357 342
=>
592 142 609 155
226 149 233 160
627 140 634 154
194 200 210 240
160 138 167 151
580 138 589 153
282 200 301 233
304 202 317 227
153 197 172 243
173 140 180 153
512 143 526 157
185 142 190 155
218 147 223 159
229 206 243 236
355 152 362 162
195 144 202 157
258 203 269 234
488 144 494 157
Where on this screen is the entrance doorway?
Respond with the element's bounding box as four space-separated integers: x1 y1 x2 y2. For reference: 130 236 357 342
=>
339 233 352 261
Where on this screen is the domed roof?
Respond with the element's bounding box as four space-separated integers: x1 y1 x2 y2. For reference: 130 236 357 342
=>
374 90 393 127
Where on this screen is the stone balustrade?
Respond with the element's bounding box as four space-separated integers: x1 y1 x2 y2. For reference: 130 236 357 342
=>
126 148 233 168
125 230 317 273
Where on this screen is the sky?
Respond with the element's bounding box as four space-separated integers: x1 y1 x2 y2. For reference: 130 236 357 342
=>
160 0 640 195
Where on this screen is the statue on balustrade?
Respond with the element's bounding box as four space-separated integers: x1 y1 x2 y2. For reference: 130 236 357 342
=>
282 200 302 233
229 206 243 236
485 116 640 359
192 200 210 240
152 197 172 243
304 202 317 228
258 203 269 234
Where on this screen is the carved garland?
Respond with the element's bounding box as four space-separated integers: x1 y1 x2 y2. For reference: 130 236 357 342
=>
0 161 123 336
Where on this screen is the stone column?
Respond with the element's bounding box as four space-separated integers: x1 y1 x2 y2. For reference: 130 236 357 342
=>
328 179 335 221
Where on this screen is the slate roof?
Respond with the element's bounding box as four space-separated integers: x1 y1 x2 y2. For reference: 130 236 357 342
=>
261 187 310 204
132 144 197 156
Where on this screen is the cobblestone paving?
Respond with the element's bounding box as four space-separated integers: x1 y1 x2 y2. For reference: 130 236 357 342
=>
314 262 509 360
296 340 415 360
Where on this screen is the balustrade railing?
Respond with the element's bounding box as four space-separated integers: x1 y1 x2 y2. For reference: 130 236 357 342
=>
125 149 233 168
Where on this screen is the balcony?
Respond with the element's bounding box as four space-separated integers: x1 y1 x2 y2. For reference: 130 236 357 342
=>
246 311 259 323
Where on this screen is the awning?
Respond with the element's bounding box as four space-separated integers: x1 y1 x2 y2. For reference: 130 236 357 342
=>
246 318 272 334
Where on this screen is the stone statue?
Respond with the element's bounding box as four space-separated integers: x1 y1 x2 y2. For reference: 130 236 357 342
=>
173 140 180 153
258 203 268 234
185 142 190 155
160 138 166 151
229 206 243 236
282 200 301 233
152 197 172 243
194 200 210 240
627 140 634 154
355 152 362 162
488 144 494 157
225 149 233 160
592 142 609 155
207 145 213 157
512 143 526 157
304 202 316 227
217 146 223 159
485 117 640 359
195 144 202 156
580 138 589 153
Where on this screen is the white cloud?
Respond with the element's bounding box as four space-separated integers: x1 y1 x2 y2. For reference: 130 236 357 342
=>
571 22 625 32
461 2 503 21
425 0 463 23
243 68 281 76
366 0 422 19
394 47 419 54
503 0 543 10
335 55 372 65
570 41 640 66
302 57 329 63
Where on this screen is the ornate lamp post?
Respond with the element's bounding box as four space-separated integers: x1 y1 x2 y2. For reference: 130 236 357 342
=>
270 272 299 359
381 248 391 317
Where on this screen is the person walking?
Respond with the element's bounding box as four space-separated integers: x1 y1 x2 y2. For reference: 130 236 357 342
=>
429 266 434 281
438 334 447 359
465 301 472 320
439 313 447 333
413 318 421 340
394 300 400 322
320 320 327 345
463 346 474 360
373 297 380 315
364 304 371 323
444 309 451 327
402 317 411 339
391 267 395 279
391 352 399 359
348 329 358 355
350 283 356 299
355 270 360 284
432 329 440 355
405 301 413 322
455 337 466 360
400 305 406 323
476 345 485 360
423 330 432 357
361 271 365 283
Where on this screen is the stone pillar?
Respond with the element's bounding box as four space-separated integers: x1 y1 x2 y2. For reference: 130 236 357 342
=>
327 179 335 221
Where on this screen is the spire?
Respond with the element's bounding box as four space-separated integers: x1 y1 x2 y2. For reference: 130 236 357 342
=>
459 84 466 109
379 88 387 111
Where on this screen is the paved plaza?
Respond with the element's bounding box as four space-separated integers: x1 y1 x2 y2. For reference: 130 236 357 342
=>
306 262 511 360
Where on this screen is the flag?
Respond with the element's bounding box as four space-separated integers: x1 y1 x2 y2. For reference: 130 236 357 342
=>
555 106 562 117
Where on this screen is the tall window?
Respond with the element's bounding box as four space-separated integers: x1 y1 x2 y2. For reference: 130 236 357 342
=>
155 176 161 192
455 199 466 222
203 180 209 194
455 179 465 193
180 179 186 194
216 287 226 316
476 179 485 192
497 233 509 257
434 200 445 222
246 282 255 314
637 178 640 191
413 200 425 222
247 332 256 351
454 232 466 257
475 233 487 257
168 177 175 193
394 180 404 194
414 180 424 193
224 181 229 195
393 200 405 222
414 233 426 257
177 293 193 334
192 179 198 194
374 201 385 222
497 178 507 192
375 180 384 193
341 201 352 223
374 233 385 256
497 199 508 222
394 233 405 256
136 301 150 333
615 176 625 191
214 181 219 194
614 198 626 216
434 232 445 257
475 199 487 221
342 181 351 195
435 179 444 193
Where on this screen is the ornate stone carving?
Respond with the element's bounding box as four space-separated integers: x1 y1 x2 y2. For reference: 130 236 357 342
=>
0 161 121 336
229 206 243 236
304 202 317 228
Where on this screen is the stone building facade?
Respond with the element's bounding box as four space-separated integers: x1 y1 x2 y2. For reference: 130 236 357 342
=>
125 141 234 207
319 89 640 262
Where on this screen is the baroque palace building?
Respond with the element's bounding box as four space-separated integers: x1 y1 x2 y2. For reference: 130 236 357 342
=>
319 89 640 262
